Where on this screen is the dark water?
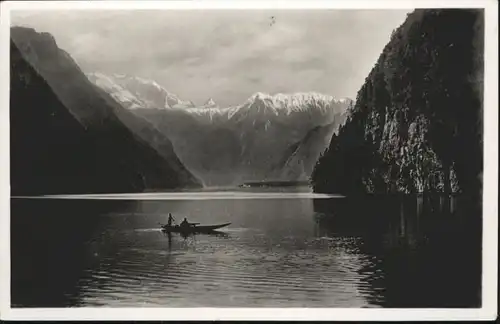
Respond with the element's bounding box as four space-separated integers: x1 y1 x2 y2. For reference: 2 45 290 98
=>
11 191 482 308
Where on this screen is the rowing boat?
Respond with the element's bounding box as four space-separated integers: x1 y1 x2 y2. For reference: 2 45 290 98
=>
161 222 231 234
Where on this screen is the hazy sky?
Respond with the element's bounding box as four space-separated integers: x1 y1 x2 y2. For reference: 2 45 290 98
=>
12 9 411 106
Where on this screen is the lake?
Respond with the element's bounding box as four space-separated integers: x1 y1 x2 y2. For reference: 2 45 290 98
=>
10 189 482 308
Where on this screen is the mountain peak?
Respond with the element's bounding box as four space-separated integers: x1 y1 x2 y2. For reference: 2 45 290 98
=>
247 91 347 104
250 92 268 99
87 73 195 109
203 98 218 108
242 91 350 115
88 73 353 121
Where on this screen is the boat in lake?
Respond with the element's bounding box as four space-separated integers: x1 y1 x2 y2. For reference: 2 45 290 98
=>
160 222 231 234
238 180 311 188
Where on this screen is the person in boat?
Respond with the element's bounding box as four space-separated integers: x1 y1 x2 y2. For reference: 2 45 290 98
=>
167 213 174 227
180 217 191 229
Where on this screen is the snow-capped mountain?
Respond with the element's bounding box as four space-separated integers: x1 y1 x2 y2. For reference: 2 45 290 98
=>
184 92 351 121
86 72 195 109
88 72 353 186
203 98 218 108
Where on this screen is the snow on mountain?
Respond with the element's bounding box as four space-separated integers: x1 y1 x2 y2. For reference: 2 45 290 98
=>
86 72 147 109
86 72 195 109
184 92 352 124
161 91 351 186
87 72 353 186
87 73 352 119
203 98 218 108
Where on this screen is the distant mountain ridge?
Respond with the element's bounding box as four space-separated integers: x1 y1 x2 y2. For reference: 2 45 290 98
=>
183 91 352 123
87 72 352 114
86 72 196 109
88 72 353 186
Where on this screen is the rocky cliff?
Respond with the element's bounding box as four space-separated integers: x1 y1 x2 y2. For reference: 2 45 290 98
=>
312 9 483 197
10 27 201 195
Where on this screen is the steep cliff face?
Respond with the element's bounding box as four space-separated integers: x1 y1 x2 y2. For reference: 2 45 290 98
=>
268 122 338 181
10 27 201 195
312 9 483 196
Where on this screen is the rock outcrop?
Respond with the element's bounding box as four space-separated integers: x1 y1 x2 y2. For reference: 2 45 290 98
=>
312 9 483 197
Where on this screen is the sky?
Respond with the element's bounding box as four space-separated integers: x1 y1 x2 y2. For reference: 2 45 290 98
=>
11 9 411 107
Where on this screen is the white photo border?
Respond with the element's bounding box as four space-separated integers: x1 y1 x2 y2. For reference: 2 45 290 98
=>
0 0 497 321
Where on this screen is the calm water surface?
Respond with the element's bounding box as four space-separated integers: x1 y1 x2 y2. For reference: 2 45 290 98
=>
11 189 482 308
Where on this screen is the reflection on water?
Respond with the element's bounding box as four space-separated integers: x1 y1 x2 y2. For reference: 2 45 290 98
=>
11 192 481 308
313 194 482 308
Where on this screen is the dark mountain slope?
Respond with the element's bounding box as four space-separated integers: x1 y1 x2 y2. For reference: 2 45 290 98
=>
10 30 200 195
312 9 483 198
268 122 337 181
92 85 202 186
10 27 201 192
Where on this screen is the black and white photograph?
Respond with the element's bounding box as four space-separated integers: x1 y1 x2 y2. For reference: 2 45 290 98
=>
0 0 497 321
